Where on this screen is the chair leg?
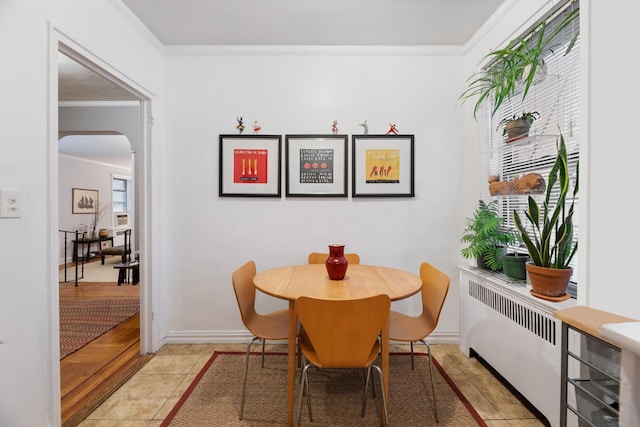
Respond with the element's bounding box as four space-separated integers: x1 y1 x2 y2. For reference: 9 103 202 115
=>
296 364 313 425
361 366 373 417
239 336 260 420
261 338 266 368
419 339 439 423
371 365 389 426
410 341 415 370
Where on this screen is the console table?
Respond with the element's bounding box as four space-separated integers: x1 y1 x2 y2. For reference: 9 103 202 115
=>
72 236 114 262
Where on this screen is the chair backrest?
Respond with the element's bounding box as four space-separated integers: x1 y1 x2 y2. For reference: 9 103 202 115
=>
295 294 390 368
231 260 257 329
419 262 450 332
307 252 361 265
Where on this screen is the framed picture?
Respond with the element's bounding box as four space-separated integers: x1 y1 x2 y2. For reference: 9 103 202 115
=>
72 188 99 213
352 135 415 197
285 134 348 197
219 134 282 197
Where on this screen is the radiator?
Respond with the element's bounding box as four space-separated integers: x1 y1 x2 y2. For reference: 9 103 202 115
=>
459 267 575 427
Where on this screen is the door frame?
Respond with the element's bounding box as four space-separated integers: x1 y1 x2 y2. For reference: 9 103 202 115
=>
49 27 155 423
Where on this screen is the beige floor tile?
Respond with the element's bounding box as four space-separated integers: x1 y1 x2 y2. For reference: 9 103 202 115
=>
85 396 168 421
79 420 150 427
136 354 202 375
114 373 185 400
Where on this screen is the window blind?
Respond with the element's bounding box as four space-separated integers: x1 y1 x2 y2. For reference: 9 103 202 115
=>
480 1 580 286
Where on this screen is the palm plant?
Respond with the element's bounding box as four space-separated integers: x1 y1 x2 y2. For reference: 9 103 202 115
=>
513 133 578 269
461 200 516 271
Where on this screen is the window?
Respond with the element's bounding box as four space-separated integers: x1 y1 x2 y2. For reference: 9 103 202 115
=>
112 175 130 213
480 3 580 289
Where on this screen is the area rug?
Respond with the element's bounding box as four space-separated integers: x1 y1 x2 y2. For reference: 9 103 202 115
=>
162 352 488 426
59 297 140 359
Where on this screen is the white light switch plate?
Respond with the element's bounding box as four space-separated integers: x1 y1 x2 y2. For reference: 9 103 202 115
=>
0 190 22 218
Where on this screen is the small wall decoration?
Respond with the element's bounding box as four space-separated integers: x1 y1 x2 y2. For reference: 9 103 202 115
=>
331 120 339 134
252 120 261 134
352 135 414 197
72 188 99 214
285 134 348 197
236 116 245 134
385 123 399 135
358 120 369 135
219 134 281 197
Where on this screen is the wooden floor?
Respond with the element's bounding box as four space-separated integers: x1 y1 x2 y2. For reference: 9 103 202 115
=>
59 280 151 427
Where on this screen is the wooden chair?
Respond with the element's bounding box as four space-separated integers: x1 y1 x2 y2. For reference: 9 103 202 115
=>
389 261 450 422
100 228 132 264
231 260 290 420
295 294 390 426
307 252 361 265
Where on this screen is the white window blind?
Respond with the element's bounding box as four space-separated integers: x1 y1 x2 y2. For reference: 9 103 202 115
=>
480 2 580 287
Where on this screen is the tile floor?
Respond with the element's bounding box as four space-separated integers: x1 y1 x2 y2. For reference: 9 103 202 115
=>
78 343 546 426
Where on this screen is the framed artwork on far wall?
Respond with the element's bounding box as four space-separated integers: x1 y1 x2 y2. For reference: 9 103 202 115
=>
352 135 415 197
219 134 282 197
72 188 99 214
285 134 348 197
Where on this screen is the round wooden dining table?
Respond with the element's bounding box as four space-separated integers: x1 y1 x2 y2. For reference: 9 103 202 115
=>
253 263 422 426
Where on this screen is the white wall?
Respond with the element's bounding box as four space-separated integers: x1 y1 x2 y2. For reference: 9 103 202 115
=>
161 49 466 340
0 0 164 425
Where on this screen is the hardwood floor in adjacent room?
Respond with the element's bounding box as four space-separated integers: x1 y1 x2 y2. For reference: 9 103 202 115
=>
59 280 149 427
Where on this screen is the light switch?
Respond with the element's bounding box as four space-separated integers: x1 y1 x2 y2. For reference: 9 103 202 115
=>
0 190 22 218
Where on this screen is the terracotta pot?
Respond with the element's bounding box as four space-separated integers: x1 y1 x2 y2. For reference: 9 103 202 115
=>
325 244 348 280
525 262 573 298
505 119 531 141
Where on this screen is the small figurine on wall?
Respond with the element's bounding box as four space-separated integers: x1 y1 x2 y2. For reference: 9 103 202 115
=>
386 123 398 135
358 120 369 135
331 120 339 134
252 120 262 134
236 116 245 134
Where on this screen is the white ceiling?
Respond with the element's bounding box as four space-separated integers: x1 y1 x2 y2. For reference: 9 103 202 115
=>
120 0 506 46
58 1 506 165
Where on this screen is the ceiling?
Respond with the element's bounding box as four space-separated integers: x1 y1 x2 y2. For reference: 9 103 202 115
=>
119 0 506 46
58 1 506 165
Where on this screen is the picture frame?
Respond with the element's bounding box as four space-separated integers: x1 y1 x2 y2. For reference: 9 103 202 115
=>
72 188 99 214
285 134 348 197
219 134 282 197
352 135 415 197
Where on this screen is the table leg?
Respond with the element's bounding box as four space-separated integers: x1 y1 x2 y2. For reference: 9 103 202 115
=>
287 300 296 427
381 314 389 426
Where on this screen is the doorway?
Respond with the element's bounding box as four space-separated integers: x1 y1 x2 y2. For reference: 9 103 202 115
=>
54 42 152 425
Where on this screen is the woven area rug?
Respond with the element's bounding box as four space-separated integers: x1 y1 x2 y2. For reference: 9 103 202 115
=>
59 297 139 359
162 352 487 426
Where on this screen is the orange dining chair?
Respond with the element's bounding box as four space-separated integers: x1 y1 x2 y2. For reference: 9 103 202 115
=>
389 261 450 423
307 252 361 265
295 294 390 426
232 260 290 420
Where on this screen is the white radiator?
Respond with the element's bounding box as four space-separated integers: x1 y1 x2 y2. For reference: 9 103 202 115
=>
459 266 575 427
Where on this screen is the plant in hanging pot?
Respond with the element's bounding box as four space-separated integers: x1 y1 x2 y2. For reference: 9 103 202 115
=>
498 111 540 142
461 200 516 272
513 133 578 300
458 8 579 120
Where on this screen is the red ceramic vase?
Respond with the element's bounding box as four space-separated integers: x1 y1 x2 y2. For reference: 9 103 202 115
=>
325 244 348 280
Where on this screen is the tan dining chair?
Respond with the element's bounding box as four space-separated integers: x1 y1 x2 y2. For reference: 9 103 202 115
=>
389 261 450 422
232 260 290 420
307 252 361 265
295 294 390 426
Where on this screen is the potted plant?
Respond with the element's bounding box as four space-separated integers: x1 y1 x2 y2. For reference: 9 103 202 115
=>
498 111 540 142
501 229 530 280
513 133 578 300
461 200 516 272
458 8 579 119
